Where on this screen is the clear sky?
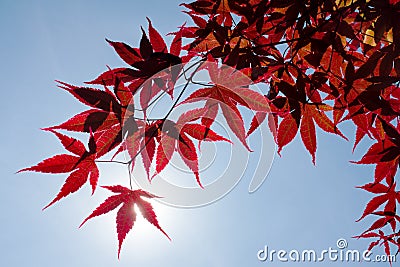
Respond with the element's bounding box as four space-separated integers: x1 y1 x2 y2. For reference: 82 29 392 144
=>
0 0 392 266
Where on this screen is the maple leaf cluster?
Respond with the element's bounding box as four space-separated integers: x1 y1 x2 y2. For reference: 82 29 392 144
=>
20 0 400 261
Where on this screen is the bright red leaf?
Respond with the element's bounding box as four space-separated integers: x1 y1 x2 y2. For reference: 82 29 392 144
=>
80 185 170 258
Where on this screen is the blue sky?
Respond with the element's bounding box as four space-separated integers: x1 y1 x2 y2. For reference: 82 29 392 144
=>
0 0 393 266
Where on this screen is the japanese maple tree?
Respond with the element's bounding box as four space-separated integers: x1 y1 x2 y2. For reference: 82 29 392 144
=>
19 0 400 262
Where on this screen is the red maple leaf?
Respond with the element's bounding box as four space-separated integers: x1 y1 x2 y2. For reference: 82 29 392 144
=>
181 61 269 150
79 185 170 258
86 19 185 115
355 230 400 266
152 108 231 187
18 130 99 209
357 182 400 222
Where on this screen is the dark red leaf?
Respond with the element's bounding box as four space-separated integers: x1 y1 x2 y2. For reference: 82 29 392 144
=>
140 28 153 59
147 18 168 53
106 39 142 66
